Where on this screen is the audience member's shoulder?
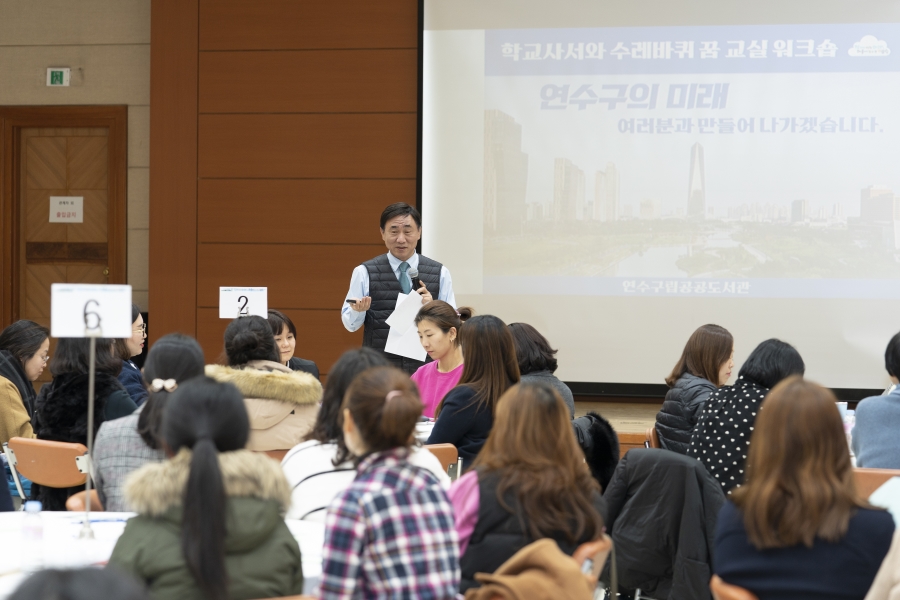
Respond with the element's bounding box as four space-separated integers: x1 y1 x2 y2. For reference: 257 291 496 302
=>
716 500 744 532
445 385 476 403
852 506 896 531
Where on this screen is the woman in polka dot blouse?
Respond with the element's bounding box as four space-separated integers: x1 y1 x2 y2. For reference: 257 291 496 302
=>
687 339 805 493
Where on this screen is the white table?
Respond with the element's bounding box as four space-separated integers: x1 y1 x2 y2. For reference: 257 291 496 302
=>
0 511 323 598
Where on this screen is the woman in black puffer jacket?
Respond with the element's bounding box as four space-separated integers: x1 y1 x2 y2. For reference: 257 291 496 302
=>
655 324 733 454
31 338 137 510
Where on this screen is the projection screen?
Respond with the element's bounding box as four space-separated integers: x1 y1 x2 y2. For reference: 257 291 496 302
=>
421 0 900 392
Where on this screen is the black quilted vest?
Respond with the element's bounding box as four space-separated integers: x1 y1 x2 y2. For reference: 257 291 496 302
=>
362 254 442 357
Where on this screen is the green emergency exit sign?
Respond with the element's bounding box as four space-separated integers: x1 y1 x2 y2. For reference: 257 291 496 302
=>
46 68 70 87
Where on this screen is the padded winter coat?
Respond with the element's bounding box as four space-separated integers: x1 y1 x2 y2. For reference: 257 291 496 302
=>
655 373 717 454
108 449 303 600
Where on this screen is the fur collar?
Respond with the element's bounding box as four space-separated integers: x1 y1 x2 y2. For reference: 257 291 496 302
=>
125 449 291 517
205 362 322 406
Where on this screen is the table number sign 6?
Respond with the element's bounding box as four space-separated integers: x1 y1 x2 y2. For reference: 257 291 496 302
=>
219 287 268 319
51 284 133 339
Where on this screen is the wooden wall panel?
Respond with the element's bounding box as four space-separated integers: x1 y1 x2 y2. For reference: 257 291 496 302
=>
197 179 416 244
149 0 198 342
197 307 362 376
197 243 385 309
199 0 417 50
198 114 417 179
199 50 417 114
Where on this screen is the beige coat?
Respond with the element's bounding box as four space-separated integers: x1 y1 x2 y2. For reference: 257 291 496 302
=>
206 361 322 452
0 377 34 444
867 529 900 600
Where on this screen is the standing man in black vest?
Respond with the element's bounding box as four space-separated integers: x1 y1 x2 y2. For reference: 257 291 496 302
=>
341 203 456 374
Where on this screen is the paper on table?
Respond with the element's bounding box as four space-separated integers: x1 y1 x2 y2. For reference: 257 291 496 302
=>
868 477 900 526
384 293 427 362
385 291 424 329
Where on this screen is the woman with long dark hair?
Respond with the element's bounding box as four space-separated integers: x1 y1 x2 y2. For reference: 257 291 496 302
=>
94 334 206 511
113 304 148 406
655 324 734 454
109 377 303 599
206 316 322 451
426 315 520 462
714 377 893 599
0 320 49 444
688 338 805 492
319 366 459 598
449 381 605 592
31 337 137 510
282 348 448 521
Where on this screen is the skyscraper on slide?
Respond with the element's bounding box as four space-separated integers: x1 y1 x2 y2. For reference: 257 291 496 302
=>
687 142 705 219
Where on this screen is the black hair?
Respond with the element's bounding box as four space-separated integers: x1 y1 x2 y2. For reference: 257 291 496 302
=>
267 309 297 338
885 331 900 378
0 320 49 368
738 338 805 389
163 376 249 600
9 567 150 600
508 322 559 375
50 337 122 377
137 334 207 449
305 348 389 466
379 202 421 230
223 315 280 366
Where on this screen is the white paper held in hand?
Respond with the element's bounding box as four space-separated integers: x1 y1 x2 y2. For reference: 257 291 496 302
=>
385 290 424 329
384 293 427 362
51 284 133 338
219 287 268 319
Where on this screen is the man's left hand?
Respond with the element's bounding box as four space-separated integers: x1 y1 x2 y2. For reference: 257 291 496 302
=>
416 281 433 304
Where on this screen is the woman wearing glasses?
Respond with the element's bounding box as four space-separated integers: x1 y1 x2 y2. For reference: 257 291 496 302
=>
114 304 148 406
0 320 50 444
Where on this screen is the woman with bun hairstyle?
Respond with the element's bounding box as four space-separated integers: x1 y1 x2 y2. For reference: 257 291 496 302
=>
282 348 448 521
109 377 303 600
426 315 520 463
0 320 49 444
449 381 605 592
94 334 206 511
206 316 322 451
714 377 893 599
320 366 459 599
411 301 472 418
655 324 734 454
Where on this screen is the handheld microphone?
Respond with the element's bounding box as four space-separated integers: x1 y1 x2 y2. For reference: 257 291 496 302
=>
408 268 422 291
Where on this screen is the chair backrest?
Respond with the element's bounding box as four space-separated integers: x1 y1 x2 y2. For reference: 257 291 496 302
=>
264 449 288 462
7 437 89 488
644 426 661 449
853 467 900 500
65 489 104 512
710 575 759 600
425 443 458 473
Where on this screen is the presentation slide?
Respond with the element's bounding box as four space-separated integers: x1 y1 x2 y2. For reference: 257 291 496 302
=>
423 1 900 389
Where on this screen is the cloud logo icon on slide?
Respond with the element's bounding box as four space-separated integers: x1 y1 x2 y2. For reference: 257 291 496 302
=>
848 35 891 57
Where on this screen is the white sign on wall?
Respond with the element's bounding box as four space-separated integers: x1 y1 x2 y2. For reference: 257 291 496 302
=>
219 287 268 319
51 284 133 338
49 196 83 223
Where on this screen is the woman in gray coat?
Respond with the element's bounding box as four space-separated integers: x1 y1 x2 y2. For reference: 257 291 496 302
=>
508 322 575 418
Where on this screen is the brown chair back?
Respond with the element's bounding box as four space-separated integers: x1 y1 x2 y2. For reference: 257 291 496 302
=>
425 443 458 473
264 449 288 462
65 489 104 512
710 575 758 600
644 426 661 449
7 437 89 488
853 467 900 500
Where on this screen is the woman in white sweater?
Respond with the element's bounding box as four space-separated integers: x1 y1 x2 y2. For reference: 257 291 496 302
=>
281 348 449 521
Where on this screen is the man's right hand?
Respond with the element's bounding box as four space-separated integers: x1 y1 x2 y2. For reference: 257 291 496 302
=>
349 296 372 312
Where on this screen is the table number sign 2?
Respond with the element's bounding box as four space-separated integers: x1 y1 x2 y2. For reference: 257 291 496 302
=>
219 287 268 319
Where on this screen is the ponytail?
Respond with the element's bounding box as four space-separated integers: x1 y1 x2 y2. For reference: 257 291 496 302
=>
182 438 228 600
343 367 422 455
163 377 249 600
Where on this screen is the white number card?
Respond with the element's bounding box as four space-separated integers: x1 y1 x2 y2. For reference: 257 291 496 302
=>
219 287 268 319
51 284 133 338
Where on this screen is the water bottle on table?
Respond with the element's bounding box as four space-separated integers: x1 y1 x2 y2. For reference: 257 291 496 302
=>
22 500 43 571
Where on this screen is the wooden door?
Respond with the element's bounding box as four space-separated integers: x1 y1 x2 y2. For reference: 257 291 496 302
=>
0 107 128 364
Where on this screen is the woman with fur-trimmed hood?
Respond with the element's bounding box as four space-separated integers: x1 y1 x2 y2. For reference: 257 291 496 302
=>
207 316 323 452
108 376 304 600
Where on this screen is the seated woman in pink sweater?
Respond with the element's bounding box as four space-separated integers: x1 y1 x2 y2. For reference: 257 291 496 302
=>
411 301 472 418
